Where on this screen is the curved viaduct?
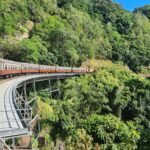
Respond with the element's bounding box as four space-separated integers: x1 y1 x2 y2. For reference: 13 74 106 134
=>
0 73 78 149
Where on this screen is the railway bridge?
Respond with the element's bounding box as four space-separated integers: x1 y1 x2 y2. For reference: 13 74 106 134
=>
0 59 90 149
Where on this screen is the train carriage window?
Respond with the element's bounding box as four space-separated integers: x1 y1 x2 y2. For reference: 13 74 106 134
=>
5 64 7 70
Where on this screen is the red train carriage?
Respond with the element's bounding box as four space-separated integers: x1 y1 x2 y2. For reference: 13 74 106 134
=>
0 58 90 77
0 59 22 75
21 62 39 74
39 65 56 73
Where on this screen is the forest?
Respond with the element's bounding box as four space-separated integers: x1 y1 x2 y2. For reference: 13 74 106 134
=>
0 0 150 149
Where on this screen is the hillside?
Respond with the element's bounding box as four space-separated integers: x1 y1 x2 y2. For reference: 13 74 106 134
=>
0 0 150 72
134 5 150 19
36 60 150 149
0 0 150 150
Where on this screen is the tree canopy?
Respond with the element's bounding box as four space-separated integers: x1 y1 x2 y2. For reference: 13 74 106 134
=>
33 60 150 149
0 0 149 72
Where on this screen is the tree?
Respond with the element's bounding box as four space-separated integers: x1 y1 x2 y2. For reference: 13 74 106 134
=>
81 114 140 150
134 5 150 19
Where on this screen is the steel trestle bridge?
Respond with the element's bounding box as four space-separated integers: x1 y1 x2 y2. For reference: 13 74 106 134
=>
0 58 91 149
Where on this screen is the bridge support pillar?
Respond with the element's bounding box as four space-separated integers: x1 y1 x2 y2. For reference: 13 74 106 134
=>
23 83 27 101
33 81 37 96
48 78 61 99
24 83 28 113
12 138 15 150
57 78 61 96
49 79 52 99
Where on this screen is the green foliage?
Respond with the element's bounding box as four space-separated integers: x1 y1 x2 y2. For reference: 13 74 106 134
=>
0 0 150 71
4 36 47 63
81 114 140 150
89 0 123 23
35 61 150 149
37 97 56 122
134 5 150 19
138 66 150 74
66 129 94 150
62 62 139 118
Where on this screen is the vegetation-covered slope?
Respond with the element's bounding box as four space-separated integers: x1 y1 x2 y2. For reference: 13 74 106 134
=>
36 60 150 149
134 5 150 19
0 0 150 72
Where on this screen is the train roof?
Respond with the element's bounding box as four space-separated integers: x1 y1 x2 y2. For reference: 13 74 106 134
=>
0 58 88 70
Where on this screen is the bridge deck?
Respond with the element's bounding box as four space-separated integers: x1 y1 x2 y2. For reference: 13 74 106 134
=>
0 73 75 139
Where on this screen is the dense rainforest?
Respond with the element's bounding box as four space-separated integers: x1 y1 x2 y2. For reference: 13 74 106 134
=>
35 60 150 150
0 0 150 149
0 0 150 72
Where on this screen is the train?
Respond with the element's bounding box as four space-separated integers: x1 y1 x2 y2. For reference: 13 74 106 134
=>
0 58 91 77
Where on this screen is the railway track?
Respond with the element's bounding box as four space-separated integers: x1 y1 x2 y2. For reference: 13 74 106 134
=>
0 79 11 84
0 76 20 85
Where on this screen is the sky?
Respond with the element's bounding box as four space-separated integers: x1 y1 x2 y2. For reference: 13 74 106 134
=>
113 0 150 11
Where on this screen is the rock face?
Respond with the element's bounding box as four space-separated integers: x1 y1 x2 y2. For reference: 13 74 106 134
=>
19 136 31 148
25 21 34 31
16 21 34 41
